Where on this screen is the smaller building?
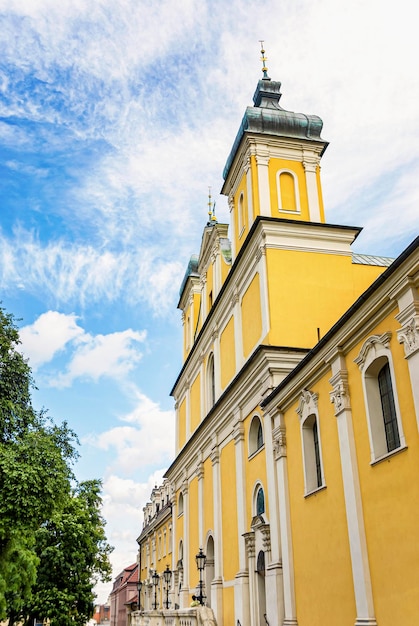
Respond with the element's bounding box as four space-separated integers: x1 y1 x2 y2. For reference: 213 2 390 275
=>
93 602 110 624
136 480 174 610
109 563 139 626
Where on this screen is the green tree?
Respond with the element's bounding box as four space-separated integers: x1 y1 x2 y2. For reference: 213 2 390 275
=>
27 480 113 626
0 306 112 624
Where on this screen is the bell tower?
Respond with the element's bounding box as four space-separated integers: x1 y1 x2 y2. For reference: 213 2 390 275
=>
221 43 328 260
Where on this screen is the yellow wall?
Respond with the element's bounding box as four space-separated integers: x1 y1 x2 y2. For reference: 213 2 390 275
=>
266 249 385 348
285 376 357 624
220 441 239 580
178 397 186 450
241 272 262 359
222 587 235 626
346 314 419 625
190 372 201 432
268 159 310 221
220 315 236 390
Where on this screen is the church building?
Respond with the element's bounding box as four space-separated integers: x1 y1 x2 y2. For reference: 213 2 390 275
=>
136 51 419 626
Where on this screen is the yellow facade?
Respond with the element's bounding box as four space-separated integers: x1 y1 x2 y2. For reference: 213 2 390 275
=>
137 67 419 626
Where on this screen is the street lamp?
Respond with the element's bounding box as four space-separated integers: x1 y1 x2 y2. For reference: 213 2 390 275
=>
162 564 172 609
152 570 160 610
195 548 207 605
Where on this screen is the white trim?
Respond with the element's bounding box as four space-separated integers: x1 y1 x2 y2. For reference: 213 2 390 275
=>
256 152 271 216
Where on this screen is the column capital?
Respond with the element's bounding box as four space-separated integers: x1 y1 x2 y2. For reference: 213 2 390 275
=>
273 425 287 459
397 314 419 358
329 370 351 416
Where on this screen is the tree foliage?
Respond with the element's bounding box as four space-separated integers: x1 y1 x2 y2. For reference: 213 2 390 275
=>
27 480 113 626
0 306 113 624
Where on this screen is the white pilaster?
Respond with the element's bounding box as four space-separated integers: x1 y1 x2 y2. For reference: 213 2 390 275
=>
245 155 254 229
263 410 284 626
256 152 271 216
273 422 298 626
211 445 224 625
197 461 204 548
180 479 190 608
329 355 377 626
233 418 250 626
302 155 321 222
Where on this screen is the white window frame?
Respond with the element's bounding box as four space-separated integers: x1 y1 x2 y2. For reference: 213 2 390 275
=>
297 390 325 495
249 414 264 457
355 332 406 463
277 169 301 214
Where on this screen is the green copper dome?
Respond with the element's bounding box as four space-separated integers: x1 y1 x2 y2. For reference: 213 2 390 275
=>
223 78 326 181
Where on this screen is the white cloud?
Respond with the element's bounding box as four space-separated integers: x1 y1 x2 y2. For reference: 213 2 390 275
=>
89 389 175 473
95 470 166 603
19 311 84 369
53 328 147 388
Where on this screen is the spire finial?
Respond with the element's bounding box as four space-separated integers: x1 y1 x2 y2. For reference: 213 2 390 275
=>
259 40 270 80
207 187 217 226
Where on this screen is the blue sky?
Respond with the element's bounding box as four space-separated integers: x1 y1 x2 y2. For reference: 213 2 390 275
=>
1 0 418 604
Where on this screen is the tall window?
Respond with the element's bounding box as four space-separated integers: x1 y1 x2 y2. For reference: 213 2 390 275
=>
378 362 400 452
238 192 245 236
302 414 323 492
249 415 264 456
207 353 215 409
355 333 405 462
256 487 265 515
297 390 324 495
277 170 301 213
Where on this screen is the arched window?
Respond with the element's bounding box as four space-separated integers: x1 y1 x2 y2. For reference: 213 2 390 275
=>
207 353 215 409
277 170 301 213
378 362 400 451
178 492 184 516
355 333 404 461
256 550 265 575
249 415 264 456
297 390 325 495
238 192 246 236
256 487 265 516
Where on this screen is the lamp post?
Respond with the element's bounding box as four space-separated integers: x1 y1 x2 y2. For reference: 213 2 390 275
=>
195 548 207 605
162 564 172 609
152 570 160 610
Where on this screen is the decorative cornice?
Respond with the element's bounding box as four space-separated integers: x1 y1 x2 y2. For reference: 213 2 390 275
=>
354 332 392 371
296 389 318 420
196 462 204 481
329 370 351 416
